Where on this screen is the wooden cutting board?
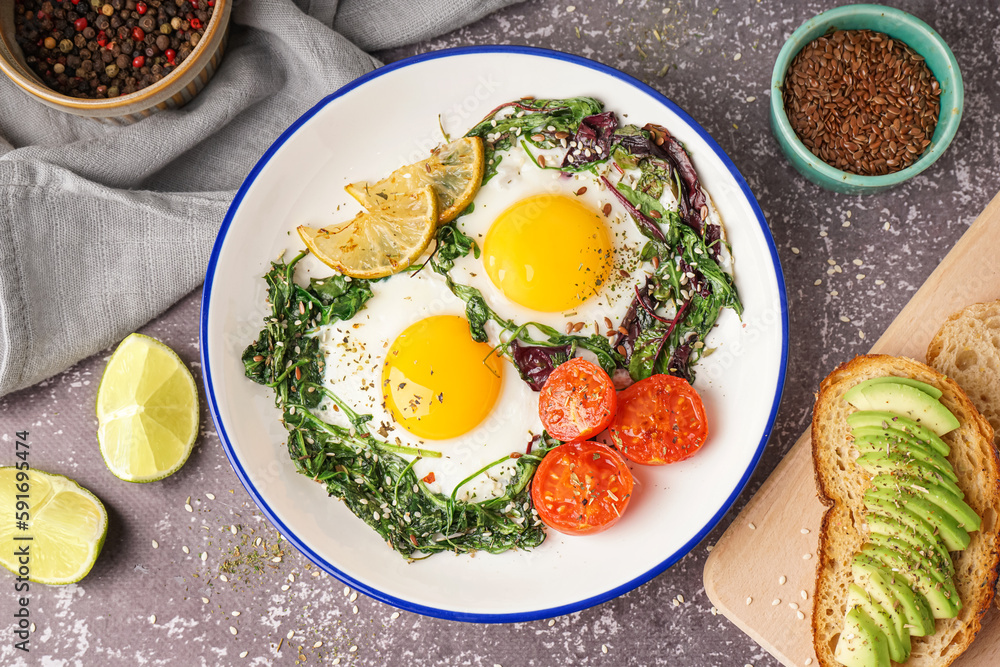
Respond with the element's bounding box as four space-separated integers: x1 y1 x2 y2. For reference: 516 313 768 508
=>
703 189 1000 667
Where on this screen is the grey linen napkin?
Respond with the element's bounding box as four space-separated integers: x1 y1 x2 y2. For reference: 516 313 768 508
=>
0 0 520 397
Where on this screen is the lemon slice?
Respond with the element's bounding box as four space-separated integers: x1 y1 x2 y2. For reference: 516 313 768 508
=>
96 333 199 483
0 468 107 584
346 136 484 224
298 185 438 279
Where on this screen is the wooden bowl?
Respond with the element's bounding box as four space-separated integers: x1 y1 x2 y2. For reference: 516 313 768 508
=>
0 0 231 125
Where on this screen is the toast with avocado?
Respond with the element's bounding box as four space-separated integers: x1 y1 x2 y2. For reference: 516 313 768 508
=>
812 355 1000 667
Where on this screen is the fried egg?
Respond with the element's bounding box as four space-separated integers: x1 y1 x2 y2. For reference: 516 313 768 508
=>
449 142 653 334
315 271 541 502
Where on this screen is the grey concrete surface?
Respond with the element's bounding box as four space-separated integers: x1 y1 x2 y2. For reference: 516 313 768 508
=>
3 0 1000 665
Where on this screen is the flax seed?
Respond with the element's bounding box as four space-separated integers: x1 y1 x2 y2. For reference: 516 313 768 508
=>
782 29 939 176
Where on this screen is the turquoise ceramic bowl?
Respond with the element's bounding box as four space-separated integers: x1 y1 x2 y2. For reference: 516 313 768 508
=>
770 4 963 194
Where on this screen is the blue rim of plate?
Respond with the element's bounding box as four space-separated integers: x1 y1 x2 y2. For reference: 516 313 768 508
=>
201 44 789 624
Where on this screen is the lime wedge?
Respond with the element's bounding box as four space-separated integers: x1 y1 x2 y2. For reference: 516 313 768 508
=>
0 468 108 584
96 333 199 483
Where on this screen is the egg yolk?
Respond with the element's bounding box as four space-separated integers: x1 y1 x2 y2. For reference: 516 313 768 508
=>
482 193 613 312
381 315 503 440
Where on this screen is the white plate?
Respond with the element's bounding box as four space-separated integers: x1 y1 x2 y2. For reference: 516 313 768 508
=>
201 46 788 622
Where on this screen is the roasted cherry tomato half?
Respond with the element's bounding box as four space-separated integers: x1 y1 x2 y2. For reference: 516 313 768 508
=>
609 374 708 465
538 358 617 442
530 440 634 535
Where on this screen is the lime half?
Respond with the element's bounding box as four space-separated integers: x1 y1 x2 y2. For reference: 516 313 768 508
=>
96 333 199 483
0 468 108 585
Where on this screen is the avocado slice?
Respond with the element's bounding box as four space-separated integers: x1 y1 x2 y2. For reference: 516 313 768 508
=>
870 474 980 533
844 376 943 401
866 501 957 575
847 583 909 663
845 382 959 436
834 605 892 667
849 571 913 660
855 451 964 498
866 512 954 575
860 544 961 619
847 410 950 455
854 436 959 483
865 486 970 551
867 532 952 584
852 555 935 636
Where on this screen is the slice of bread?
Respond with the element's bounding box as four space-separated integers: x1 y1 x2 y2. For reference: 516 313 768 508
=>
927 300 1000 439
812 354 1000 667
927 300 1000 611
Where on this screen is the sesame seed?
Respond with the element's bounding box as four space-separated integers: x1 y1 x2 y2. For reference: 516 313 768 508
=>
349 645 358 653
232 611 241 617
748 522 756 530
801 528 810 534
287 631 295 639
843 220 851 227
859 330 866 340
797 611 806 620
182 546 190 554
349 592 358 602
801 590 808 600
220 574 229 582
602 645 608 654
202 597 209 604
711 606 718 615
846 210 852 218
230 626 238 636
152 540 158 549
548 619 555 627
231 525 238 535
830 290 839 297
343 587 350 596
149 615 156 624
272 556 282 563
746 96 756 102
875 279 885 285
746 596 753 605
813 279 822 286
806 659 813 665
820 230 828 237
856 273 866 280
883 222 891 231
803 553 812 560
779 575 787 585
353 606 359 614
566 5 576 11
313 641 323 648
827 259 836 266
281 585 289 591
852 259 863 266
391 612 400 620
734 53 742 61
29 623 35 632
201 552 207 562
185 504 193 513
791 247 799 254
839 316 850 323
240 651 248 658
789 602 799 610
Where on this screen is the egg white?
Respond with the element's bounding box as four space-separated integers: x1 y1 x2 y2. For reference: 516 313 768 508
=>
315 270 543 502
